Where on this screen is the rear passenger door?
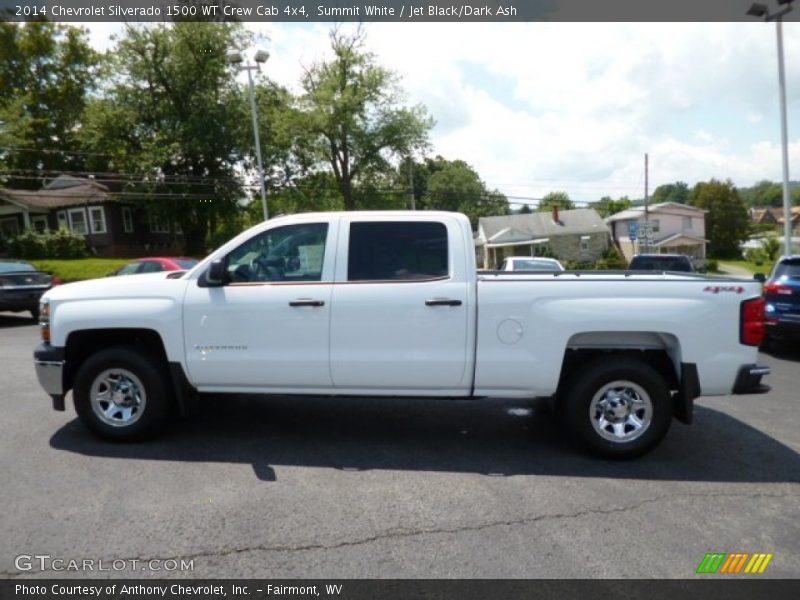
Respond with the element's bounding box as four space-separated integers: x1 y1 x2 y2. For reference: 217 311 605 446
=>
329 217 471 394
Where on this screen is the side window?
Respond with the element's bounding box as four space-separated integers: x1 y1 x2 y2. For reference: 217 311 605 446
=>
226 222 329 283
140 261 164 273
116 263 141 276
347 221 448 282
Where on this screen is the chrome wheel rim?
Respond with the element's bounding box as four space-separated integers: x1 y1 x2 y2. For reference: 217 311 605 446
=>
89 368 146 427
589 380 652 443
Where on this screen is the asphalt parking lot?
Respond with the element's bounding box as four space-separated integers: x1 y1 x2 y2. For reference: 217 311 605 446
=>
1 311 799 579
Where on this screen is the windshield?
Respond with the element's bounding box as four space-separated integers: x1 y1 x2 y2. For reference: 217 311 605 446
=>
512 259 562 271
0 261 36 273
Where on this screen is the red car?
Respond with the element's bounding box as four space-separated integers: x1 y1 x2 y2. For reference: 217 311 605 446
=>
110 257 199 276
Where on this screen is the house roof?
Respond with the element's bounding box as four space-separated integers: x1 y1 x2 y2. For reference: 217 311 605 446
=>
605 202 707 222
0 175 113 210
479 209 609 243
652 233 709 246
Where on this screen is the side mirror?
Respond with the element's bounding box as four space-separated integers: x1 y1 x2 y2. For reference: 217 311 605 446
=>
754 272 766 283
204 259 227 287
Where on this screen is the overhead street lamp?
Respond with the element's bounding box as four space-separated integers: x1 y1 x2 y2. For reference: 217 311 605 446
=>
747 0 795 256
227 50 270 221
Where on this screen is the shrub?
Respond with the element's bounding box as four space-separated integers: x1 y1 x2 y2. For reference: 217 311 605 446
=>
706 259 719 272
7 229 88 259
599 245 627 269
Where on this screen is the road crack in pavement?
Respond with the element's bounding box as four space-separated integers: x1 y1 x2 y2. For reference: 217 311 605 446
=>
4 489 798 578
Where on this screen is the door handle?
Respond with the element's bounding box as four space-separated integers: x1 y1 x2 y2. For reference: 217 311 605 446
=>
289 299 325 307
425 298 462 307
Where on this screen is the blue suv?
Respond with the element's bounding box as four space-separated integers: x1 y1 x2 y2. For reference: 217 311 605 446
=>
764 255 800 345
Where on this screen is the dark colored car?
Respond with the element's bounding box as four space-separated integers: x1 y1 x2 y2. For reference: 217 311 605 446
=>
110 257 199 276
0 260 60 320
628 253 695 273
763 255 800 344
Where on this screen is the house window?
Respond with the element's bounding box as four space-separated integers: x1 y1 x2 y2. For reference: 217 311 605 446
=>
683 216 692 230
532 240 550 256
149 214 170 234
348 221 448 281
651 219 660 233
31 215 48 232
89 206 107 234
122 207 134 233
67 208 88 235
580 235 591 253
57 211 67 230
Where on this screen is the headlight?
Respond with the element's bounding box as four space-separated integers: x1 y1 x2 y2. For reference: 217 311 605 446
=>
40 299 50 343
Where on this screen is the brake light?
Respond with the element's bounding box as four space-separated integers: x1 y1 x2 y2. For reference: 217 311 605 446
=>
740 297 765 346
51 277 63 286
763 281 792 295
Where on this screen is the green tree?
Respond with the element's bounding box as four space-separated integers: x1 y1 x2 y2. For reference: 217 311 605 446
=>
298 27 433 210
0 21 99 187
538 191 574 212
517 203 533 214
761 234 781 263
651 181 690 205
421 159 508 228
593 195 632 218
740 180 782 208
689 179 750 259
80 23 250 254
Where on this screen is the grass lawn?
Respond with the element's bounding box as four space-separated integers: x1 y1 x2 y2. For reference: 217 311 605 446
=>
718 259 772 276
31 258 132 282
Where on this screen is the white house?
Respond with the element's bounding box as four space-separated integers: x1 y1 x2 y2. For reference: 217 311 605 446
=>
606 202 708 265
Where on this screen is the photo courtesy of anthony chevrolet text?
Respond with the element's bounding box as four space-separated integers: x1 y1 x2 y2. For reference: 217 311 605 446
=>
0 0 798 598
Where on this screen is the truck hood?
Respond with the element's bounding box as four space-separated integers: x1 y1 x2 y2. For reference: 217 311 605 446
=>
42 272 189 303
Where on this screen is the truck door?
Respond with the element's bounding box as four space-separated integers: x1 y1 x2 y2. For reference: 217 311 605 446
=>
329 217 471 393
183 220 336 390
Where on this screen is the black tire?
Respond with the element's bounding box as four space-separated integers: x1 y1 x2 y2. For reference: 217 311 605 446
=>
73 346 171 441
561 356 673 459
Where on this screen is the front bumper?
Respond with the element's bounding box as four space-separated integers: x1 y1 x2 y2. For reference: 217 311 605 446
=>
34 343 65 410
732 364 771 395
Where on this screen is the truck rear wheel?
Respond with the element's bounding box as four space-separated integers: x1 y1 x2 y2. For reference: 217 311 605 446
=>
73 346 170 441
562 357 673 459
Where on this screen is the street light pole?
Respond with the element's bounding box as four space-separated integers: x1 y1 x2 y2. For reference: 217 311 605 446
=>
775 17 793 255
747 1 795 255
228 51 270 222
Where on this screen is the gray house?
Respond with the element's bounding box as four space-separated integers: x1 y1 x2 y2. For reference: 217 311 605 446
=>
476 207 610 269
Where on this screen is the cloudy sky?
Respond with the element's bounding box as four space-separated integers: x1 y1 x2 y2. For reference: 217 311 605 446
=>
83 21 800 207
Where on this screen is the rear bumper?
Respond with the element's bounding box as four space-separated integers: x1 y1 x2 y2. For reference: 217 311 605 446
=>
765 319 800 341
732 364 771 395
33 343 65 410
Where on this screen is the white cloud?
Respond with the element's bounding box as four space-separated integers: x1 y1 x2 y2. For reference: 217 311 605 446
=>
79 21 800 203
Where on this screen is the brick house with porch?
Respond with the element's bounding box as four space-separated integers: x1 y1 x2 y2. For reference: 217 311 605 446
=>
0 175 183 257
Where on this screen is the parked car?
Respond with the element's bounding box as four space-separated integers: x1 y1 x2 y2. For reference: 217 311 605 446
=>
0 260 60 320
763 255 800 345
629 254 695 273
499 256 565 272
34 211 770 459
110 257 198 276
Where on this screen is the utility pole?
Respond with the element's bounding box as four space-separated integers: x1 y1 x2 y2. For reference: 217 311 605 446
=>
644 153 649 253
408 159 415 210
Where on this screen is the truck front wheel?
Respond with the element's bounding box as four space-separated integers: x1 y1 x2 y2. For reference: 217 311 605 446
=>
562 357 673 459
73 347 171 441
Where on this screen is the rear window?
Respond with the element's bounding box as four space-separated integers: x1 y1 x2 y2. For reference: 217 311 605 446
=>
630 256 693 272
0 262 35 273
176 259 199 269
773 259 800 279
348 221 448 282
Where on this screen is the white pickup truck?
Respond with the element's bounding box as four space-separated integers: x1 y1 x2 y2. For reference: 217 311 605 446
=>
34 211 770 458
